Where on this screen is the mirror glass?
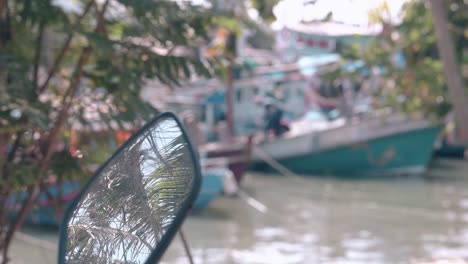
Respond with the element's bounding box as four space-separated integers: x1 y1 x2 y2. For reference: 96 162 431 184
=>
61 115 198 264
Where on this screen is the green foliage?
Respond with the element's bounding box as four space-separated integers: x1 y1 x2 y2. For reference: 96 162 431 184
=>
339 0 467 119
211 16 242 34
251 0 280 23
1 0 218 186
243 18 276 49
0 0 275 256
51 150 82 180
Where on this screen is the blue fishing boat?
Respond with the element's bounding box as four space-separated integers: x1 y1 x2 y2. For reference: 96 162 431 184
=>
434 142 467 160
193 167 234 210
252 112 441 175
6 181 81 227
7 166 235 226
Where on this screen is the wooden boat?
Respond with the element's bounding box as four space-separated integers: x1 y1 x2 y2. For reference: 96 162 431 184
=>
252 111 441 175
178 105 252 185
199 137 252 184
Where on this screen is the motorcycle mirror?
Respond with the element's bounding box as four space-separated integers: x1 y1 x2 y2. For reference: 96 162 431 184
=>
57 112 201 264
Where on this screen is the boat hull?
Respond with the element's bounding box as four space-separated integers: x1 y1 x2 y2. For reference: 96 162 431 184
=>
253 118 441 175
434 143 467 160
193 168 227 210
201 139 252 184
8 170 229 226
6 181 81 227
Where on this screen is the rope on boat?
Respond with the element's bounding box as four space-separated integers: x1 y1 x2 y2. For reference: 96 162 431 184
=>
238 190 268 214
252 147 303 180
234 147 308 215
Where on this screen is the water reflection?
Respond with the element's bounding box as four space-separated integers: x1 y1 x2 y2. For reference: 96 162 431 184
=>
162 159 468 263
63 117 196 264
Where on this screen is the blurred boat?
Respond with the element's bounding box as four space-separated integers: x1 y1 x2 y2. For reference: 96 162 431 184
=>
178 107 252 186
6 165 237 226
433 113 467 160
6 181 81 227
193 167 236 210
434 142 467 160
252 111 441 175
198 139 252 184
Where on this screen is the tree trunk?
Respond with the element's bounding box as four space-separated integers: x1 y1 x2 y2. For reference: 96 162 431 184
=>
429 0 468 143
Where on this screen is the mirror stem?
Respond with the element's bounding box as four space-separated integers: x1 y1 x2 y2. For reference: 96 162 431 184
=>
179 229 194 264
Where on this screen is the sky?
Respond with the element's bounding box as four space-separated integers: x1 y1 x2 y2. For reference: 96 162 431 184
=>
52 0 409 32
271 0 409 29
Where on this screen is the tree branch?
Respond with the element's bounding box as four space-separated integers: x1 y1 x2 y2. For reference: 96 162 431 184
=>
33 20 45 92
1 185 40 264
96 0 110 36
1 1 113 259
0 0 11 48
41 0 113 172
1 131 22 180
0 0 5 17
6 132 21 163
1 43 93 263
38 0 94 94
37 178 65 223
41 46 93 172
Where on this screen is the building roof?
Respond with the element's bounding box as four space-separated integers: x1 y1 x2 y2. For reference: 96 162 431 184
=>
286 21 379 37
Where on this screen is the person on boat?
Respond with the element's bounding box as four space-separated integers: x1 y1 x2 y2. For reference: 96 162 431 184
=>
263 102 282 137
305 77 339 117
339 78 354 120
262 82 290 138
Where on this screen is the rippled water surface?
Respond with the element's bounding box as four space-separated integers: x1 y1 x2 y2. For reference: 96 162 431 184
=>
162 159 468 264
10 159 468 263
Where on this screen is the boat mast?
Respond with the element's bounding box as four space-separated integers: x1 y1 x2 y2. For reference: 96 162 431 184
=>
225 30 237 142
226 63 234 141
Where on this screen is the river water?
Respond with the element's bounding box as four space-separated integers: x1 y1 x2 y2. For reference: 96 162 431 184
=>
162 159 468 264
11 159 468 264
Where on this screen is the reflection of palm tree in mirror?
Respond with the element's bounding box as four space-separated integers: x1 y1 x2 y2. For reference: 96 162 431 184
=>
65 118 195 264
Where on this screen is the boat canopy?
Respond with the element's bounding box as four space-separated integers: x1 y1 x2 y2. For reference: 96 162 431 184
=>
203 90 225 105
297 53 340 76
